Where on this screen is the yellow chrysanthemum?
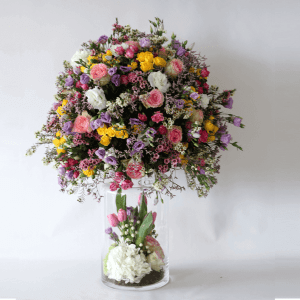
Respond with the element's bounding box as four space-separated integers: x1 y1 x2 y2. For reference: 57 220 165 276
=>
56 131 61 137
140 61 153 72
180 154 188 165
136 52 146 62
83 167 94 177
196 68 202 76
204 120 219 135
56 106 65 116
100 135 111 146
53 138 60 147
184 99 193 106
191 86 196 92
182 142 189 149
57 148 66 154
105 126 116 138
62 99 68 106
153 56 167 67
189 67 195 73
97 124 108 136
209 116 215 120
128 61 138 70
106 50 112 56
144 51 154 63
80 66 86 73
207 135 216 142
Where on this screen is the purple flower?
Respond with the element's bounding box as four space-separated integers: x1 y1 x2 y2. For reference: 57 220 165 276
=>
66 171 74 180
172 40 181 49
233 117 242 127
220 146 225 151
80 73 90 85
58 177 65 188
139 37 151 48
199 168 205 175
105 156 117 165
65 76 74 87
100 112 111 124
126 138 132 145
95 148 105 159
133 141 145 152
58 167 66 175
105 227 112 234
224 97 233 109
108 67 117 76
90 119 103 130
146 128 156 138
129 118 143 125
73 67 81 75
221 134 231 147
111 74 120 86
177 47 186 56
62 121 74 135
175 99 185 109
98 35 108 44
120 66 131 72
126 206 134 216
218 125 227 134
109 232 119 241
190 92 199 100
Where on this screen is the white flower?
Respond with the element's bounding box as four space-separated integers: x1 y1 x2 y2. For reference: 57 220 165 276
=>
106 242 151 283
85 87 106 110
110 43 129 57
70 50 91 68
147 252 165 272
148 71 170 93
201 94 210 109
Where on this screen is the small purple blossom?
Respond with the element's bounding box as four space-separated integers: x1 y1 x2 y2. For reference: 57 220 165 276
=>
146 128 156 138
139 37 151 48
108 67 117 76
199 168 205 175
175 99 185 109
190 92 199 100
65 76 74 87
62 121 74 135
109 232 119 241
233 117 242 127
133 141 145 152
105 227 112 234
126 138 132 145
111 74 120 86
58 177 65 188
95 148 105 159
98 35 108 44
172 40 181 49
80 73 90 85
129 118 143 125
100 112 111 124
73 67 81 75
58 167 66 175
126 206 134 217
224 97 233 109
177 47 186 56
90 119 103 130
105 156 117 165
120 66 132 72
221 134 231 147
66 171 74 180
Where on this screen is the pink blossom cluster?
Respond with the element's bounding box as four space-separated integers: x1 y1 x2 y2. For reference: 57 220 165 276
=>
79 158 102 170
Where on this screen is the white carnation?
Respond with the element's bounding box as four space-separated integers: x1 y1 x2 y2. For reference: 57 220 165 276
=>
147 252 165 272
85 87 107 110
106 242 151 283
148 71 170 93
201 94 211 109
70 50 91 68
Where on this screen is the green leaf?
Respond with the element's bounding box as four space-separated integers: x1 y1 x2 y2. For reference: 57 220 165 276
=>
116 193 126 213
135 212 153 247
230 142 243 151
139 194 147 221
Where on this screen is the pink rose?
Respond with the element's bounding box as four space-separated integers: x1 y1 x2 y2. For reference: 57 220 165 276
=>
115 46 125 55
158 125 167 135
165 59 183 77
90 63 108 80
110 182 119 191
138 113 147 122
126 161 145 179
138 193 148 206
198 87 204 94
121 179 134 190
74 92 82 99
198 129 208 143
167 126 182 144
114 172 125 183
73 171 79 178
203 83 209 90
151 111 164 123
73 111 92 133
76 81 82 88
117 208 127 222
125 41 140 52
81 84 89 90
125 48 135 59
107 213 119 227
143 89 164 108
185 121 192 129
201 68 210 77
120 75 129 85
130 45 139 53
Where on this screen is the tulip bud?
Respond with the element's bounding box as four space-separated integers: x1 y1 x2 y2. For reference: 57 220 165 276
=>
118 208 127 222
152 212 157 224
138 193 147 206
107 213 119 227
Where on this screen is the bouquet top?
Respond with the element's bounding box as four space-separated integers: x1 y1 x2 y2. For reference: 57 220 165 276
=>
27 18 244 202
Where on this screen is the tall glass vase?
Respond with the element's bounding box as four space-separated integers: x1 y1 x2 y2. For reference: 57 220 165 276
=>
100 177 169 291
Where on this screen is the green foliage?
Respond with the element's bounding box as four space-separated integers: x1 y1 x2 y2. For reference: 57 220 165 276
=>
139 194 147 221
231 142 243 151
116 193 126 213
135 212 153 247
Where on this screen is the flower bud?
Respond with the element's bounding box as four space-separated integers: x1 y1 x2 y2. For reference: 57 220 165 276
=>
138 193 148 206
107 213 119 227
105 227 112 234
117 208 127 222
152 212 157 224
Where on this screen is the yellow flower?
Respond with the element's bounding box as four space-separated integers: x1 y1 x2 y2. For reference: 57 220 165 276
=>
62 99 68 106
56 106 66 116
182 142 189 149
105 126 116 137
83 167 94 177
132 125 143 135
180 154 188 165
209 116 215 120
184 99 193 106
140 61 153 72
90 63 97 69
191 86 196 92
97 124 108 136
56 131 61 137
189 67 195 73
128 61 138 70
102 54 108 62
207 135 216 142
106 50 112 56
87 55 98 64
144 51 154 62
100 135 111 146
137 52 146 62
57 148 66 154
196 68 202 76
204 120 219 135
149 47 154 52
80 66 86 73
53 138 60 147
153 56 167 67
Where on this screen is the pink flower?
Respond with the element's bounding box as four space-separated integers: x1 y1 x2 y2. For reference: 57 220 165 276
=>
201 68 210 77
185 121 192 129
190 109 204 123
115 46 125 55
128 72 137 83
200 159 205 166
121 179 134 190
167 126 182 144
82 84 89 90
138 193 148 206
143 89 164 108
165 59 183 77
117 208 127 222
138 113 147 122
198 87 204 94
73 171 79 178
126 161 145 179
72 111 92 133
90 63 108 80
120 75 129 85
198 129 208 143
125 41 140 52
74 92 82 99
76 81 82 88
203 83 209 90
130 45 139 53
125 48 135 59
114 172 125 183
151 111 164 123
158 125 167 135
152 212 157 224
144 235 165 260
107 213 119 227
110 182 119 191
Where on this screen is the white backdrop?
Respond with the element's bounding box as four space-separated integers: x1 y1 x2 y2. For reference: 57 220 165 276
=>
0 0 300 299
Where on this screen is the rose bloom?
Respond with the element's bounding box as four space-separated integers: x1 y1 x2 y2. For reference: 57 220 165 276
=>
198 129 208 143
125 48 134 58
138 113 147 122
72 111 92 133
110 182 120 191
151 111 164 123
125 41 140 52
126 161 145 179
158 125 167 135
143 89 164 108
121 179 134 190
185 121 192 130
167 126 182 144
90 63 108 80
120 75 129 85
201 68 210 77
190 108 204 124
165 59 183 77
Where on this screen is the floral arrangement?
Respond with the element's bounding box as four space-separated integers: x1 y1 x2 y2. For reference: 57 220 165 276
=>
103 192 164 284
27 17 244 201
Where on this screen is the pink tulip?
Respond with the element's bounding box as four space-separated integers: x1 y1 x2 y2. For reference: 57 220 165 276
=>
152 212 157 224
118 209 127 222
138 193 147 206
107 213 119 227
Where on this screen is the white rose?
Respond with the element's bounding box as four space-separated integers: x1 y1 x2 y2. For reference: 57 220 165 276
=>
70 50 91 68
148 71 170 93
85 87 107 110
147 252 165 272
201 94 210 109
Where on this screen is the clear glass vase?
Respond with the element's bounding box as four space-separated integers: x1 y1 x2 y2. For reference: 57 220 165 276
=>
100 177 169 291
